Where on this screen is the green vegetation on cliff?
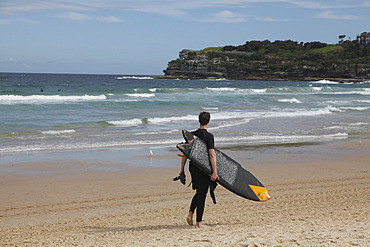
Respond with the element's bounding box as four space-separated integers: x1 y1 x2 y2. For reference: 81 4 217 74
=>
163 40 370 81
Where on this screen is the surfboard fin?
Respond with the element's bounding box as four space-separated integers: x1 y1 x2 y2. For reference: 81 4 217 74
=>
176 143 191 157
182 129 195 143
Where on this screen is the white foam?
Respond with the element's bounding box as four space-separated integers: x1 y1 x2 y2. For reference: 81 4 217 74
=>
324 122 368 131
108 113 247 128
210 119 251 130
0 94 107 105
206 87 237 92
278 98 302 103
358 80 370 84
138 107 338 127
133 130 179 135
332 88 370 95
313 79 339 84
250 89 267 94
326 106 346 113
348 122 368 126
125 93 155 98
217 133 348 145
107 115 198 128
324 100 351 105
264 106 337 118
148 114 198 124
0 131 350 154
41 129 76 135
311 87 323 92
340 106 370 111
201 107 219 110
0 138 184 154
312 80 370 85
106 106 343 130
116 76 153 80
202 78 227 81
107 119 143 127
211 111 261 120
206 87 270 94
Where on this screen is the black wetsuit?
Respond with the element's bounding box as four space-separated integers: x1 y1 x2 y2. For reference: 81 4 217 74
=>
189 128 215 223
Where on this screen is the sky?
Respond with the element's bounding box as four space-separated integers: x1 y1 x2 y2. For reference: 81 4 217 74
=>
0 0 369 75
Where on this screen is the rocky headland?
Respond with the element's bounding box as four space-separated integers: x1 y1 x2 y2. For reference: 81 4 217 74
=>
160 40 370 82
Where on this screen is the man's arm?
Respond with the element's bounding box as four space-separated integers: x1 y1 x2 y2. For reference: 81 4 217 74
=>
209 148 218 181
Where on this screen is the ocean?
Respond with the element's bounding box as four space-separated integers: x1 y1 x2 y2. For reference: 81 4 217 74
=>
0 73 369 167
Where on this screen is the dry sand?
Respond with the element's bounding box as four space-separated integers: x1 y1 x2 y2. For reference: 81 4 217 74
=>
0 139 369 246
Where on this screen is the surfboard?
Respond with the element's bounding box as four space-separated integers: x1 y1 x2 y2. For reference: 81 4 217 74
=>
177 130 271 202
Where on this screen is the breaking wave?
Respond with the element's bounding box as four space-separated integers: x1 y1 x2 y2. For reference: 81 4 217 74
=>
116 76 153 80
0 94 107 105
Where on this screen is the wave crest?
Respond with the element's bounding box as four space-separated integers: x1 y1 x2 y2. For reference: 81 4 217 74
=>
116 76 153 80
0 94 107 105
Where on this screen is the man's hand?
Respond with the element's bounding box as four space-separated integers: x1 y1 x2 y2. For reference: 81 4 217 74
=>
210 172 219 181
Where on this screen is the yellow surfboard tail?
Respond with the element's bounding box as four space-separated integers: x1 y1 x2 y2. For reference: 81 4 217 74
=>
249 185 271 201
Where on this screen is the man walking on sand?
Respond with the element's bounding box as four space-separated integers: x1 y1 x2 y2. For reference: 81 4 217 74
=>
179 112 218 228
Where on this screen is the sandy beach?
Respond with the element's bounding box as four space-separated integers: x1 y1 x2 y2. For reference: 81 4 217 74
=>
1 139 369 246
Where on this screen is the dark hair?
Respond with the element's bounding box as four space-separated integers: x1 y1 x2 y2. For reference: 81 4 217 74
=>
199 112 211 126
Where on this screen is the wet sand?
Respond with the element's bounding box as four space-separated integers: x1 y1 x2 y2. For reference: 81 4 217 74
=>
0 139 369 246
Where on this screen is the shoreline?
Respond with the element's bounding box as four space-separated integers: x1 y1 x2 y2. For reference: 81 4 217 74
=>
1 139 369 246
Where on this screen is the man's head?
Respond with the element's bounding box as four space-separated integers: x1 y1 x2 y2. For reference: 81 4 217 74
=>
199 112 211 126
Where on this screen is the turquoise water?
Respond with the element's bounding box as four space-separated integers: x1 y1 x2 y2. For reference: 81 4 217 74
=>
0 73 369 165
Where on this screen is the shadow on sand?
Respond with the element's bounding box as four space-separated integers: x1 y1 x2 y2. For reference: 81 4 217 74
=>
85 222 231 234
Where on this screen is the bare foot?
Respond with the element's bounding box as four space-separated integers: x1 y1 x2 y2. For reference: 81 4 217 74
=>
195 222 209 229
186 212 194 226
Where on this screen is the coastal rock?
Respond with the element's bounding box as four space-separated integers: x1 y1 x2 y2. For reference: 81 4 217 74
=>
162 41 370 81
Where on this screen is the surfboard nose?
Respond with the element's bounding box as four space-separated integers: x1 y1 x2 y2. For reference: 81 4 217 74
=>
176 143 191 157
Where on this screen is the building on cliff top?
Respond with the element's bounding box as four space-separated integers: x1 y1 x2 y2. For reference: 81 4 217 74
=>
357 32 370 45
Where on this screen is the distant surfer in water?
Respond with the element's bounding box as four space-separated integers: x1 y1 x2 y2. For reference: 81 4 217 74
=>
179 112 218 228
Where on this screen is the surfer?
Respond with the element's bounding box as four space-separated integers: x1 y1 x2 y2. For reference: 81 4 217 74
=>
179 112 218 228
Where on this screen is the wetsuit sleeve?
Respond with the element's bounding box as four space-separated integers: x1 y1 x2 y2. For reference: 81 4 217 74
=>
206 133 215 150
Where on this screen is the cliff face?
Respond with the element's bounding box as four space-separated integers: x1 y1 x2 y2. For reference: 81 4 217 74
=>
162 41 370 81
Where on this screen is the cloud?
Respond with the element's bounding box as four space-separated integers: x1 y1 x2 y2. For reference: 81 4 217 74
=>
1 57 30 68
58 12 125 23
99 16 125 23
269 0 369 9
128 5 187 17
0 0 93 16
1 0 368 23
202 10 248 23
16 18 40 24
0 18 39 25
58 12 90 22
0 19 12 25
4 57 19 63
316 10 364 20
253 16 288 22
